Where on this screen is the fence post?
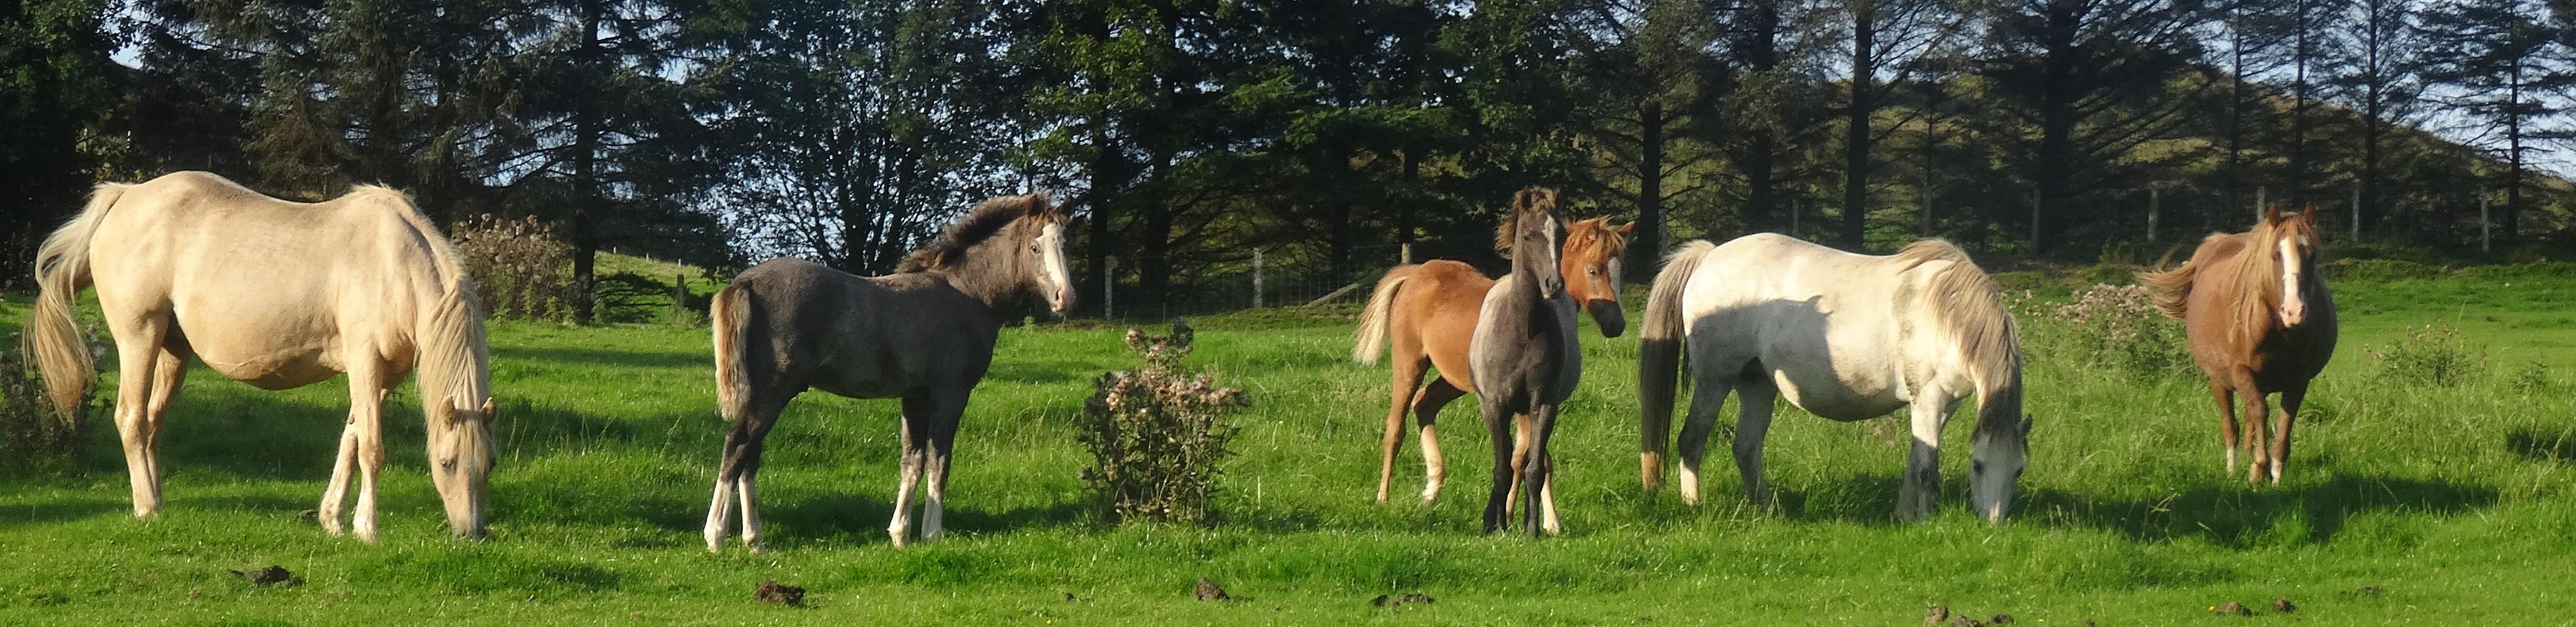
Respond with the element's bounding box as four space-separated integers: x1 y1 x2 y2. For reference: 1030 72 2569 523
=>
2254 186 2266 224
2029 190 2040 250
2480 195 2492 254
2351 184 2361 240
1103 257 1116 319
1400 242 1412 264
2147 186 2160 241
1251 248 1263 309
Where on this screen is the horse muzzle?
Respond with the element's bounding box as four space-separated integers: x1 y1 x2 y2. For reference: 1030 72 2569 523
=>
1050 288 1074 314
1587 300 1626 338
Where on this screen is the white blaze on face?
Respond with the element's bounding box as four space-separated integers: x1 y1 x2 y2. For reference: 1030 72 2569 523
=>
2276 235 2307 327
1606 258 1624 300
1039 223 1072 312
1540 215 1563 298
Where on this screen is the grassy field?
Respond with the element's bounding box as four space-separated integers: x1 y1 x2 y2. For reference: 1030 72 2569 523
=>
2 261 2574 626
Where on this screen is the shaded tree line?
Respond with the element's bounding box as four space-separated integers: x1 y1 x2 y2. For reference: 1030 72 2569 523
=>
6 0 2576 314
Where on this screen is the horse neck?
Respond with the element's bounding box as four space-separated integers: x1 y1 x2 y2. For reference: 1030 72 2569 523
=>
931 241 1031 313
412 284 492 417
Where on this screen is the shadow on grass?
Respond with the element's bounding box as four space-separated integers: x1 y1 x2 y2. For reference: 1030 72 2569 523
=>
0 492 314 526
2506 425 2576 464
667 490 1095 546
492 345 707 370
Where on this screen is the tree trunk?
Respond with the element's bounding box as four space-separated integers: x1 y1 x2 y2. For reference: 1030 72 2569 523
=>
1636 101 1666 269
568 0 603 324
1840 0 1874 248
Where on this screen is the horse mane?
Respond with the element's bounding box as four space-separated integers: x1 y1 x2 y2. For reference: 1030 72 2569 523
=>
1565 217 1629 261
364 184 491 418
897 192 1066 273
1493 187 1560 259
1893 239 2026 440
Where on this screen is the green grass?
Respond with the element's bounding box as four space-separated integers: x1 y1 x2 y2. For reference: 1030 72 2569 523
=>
4 266 2575 626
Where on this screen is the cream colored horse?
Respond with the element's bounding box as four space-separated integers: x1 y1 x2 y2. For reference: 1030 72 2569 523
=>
1638 234 2030 523
27 171 495 541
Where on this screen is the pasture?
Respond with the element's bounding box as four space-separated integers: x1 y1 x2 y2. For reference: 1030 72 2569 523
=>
3 261 2574 625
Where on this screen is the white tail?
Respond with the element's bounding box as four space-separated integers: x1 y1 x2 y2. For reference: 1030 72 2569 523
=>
1350 267 1415 365
27 184 127 420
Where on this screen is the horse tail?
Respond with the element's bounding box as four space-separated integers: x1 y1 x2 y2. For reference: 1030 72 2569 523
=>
1638 239 1715 494
1352 266 1416 365
27 183 126 421
710 283 754 422
2136 240 2213 320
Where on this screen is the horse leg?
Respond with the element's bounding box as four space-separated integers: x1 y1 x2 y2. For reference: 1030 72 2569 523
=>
1674 377 1736 507
320 412 361 535
1480 394 1516 533
918 390 968 543
1527 403 1561 536
104 320 170 518
2232 371 2271 485
1376 354 1429 503
2208 382 2239 474
2269 382 2308 485
704 395 777 551
887 394 933 547
1732 379 1780 510
1412 379 1466 503
343 354 390 543
1897 389 1954 521
1503 413 1530 518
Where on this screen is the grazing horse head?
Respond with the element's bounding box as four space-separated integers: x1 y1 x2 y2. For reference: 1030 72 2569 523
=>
900 192 1077 314
2249 205 2322 328
1561 217 1634 337
418 286 497 538
1495 187 1568 299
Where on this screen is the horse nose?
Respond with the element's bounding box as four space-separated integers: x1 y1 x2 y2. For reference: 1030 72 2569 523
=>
2280 304 2305 327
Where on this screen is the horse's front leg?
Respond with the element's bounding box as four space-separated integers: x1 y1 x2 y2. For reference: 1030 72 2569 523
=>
2207 382 2239 474
345 359 389 543
1527 403 1561 536
2269 382 2309 485
918 390 969 543
1897 390 1953 521
2231 369 2271 485
1479 395 1516 533
1732 380 1780 510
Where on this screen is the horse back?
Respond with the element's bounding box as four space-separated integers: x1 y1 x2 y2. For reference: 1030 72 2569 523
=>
728 258 1001 400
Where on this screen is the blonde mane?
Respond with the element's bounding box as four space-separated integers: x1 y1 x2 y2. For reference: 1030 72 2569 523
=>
1893 239 2025 439
368 185 490 418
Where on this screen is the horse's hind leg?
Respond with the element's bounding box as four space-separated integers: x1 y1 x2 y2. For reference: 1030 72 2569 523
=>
104 316 173 518
705 390 785 551
2269 382 2309 485
1732 379 1780 510
1897 389 1955 521
1412 379 1467 503
1674 376 1737 507
2208 382 2239 474
1376 354 1429 503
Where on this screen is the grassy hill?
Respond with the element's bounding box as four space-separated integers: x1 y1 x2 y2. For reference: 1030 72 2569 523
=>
0 264 2571 624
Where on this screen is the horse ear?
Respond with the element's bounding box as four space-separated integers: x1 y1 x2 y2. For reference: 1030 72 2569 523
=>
1614 221 1635 235
481 398 495 417
2264 204 2285 222
2022 415 2035 438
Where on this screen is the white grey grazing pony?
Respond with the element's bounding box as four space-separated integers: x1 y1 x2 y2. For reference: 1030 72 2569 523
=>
703 192 1073 551
1637 233 2030 523
26 171 495 541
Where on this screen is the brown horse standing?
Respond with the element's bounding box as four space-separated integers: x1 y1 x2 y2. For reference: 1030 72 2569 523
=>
1352 214 1629 503
2139 205 2336 484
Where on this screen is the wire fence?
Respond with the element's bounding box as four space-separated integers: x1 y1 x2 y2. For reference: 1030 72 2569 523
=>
1091 244 1417 321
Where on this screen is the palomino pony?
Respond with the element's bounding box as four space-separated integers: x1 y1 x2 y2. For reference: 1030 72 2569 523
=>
1352 216 1630 504
1638 234 2030 523
1465 187 1582 535
27 171 495 541
2138 205 2336 484
702 192 1073 551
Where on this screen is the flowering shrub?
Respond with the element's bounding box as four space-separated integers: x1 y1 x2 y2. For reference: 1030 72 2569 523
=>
2367 324 2486 387
2013 284 2194 378
1078 319 1247 524
450 214 574 321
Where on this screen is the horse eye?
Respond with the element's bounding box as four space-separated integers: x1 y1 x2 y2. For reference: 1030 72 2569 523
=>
1973 461 1986 474
440 459 458 472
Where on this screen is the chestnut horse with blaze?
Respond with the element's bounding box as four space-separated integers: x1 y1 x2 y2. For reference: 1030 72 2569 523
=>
1352 214 1630 503
2139 205 2336 484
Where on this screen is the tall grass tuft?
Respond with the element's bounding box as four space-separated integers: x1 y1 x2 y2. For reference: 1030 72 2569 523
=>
2368 323 2488 387
0 333 99 474
1077 319 1247 525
